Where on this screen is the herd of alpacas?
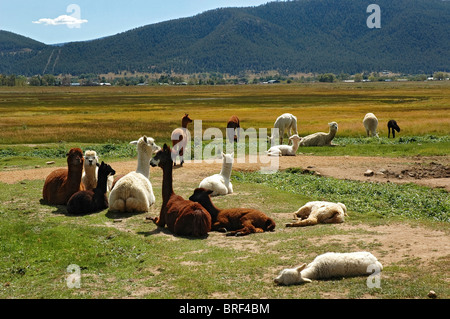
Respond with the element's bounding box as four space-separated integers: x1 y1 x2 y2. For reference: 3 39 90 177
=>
42 112 393 285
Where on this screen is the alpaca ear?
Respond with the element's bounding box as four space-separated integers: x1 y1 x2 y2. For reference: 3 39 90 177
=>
130 140 138 145
296 263 307 272
163 143 169 151
143 135 148 143
230 152 234 157
96 162 100 167
207 189 214 195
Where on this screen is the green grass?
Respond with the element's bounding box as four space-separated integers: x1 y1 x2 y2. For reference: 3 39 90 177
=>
0 83 448 299
234 169 450 222
0 173 448 299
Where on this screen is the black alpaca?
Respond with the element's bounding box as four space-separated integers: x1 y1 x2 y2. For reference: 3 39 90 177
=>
67 161 116 215
387 120 401 138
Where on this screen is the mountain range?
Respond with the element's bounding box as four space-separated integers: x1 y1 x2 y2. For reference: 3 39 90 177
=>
1 0 449 76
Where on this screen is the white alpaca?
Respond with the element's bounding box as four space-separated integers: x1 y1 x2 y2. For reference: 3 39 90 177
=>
274 252 383 285
299 122 338 146
81 150 114 192
81 150 99 190
198 152 234 196
363 113 379 137
285 201 348 227
266 134 302 156
108 136 160 213
269 113 298 145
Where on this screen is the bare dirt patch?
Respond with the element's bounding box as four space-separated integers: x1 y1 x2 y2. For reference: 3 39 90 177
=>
2 154 448 190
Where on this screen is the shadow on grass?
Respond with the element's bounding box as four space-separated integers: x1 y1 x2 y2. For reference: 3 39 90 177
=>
137 226 210 240
105 209 146 219
40 198 68 215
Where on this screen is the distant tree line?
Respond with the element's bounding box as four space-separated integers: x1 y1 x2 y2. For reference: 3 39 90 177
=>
0 71 448 87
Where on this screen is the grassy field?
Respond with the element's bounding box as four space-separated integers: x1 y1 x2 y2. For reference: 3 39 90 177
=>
0 82 449 300
0 81 449 144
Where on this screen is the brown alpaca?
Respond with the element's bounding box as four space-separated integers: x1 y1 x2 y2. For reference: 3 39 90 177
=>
42 148 85 205
226 115 240 143
189 188 276 236
67 161 116 215
149 144 211 237
171 113 192 166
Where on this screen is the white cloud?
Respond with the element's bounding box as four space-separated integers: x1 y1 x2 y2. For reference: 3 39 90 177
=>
32 15 88 26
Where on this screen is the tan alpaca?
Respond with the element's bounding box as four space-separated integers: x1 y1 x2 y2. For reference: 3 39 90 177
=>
285 201 348 227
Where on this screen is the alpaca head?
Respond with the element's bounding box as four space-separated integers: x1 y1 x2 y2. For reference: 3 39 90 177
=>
338 202 347 214
130 136 161 157
98 161 116 179
84 150 98 168
150 144 173 168
67 148 84 168
274 263 311 285
222 152 234 164
182 113 193 127
189 187 214 206
288 134 302 144
328 122 338 132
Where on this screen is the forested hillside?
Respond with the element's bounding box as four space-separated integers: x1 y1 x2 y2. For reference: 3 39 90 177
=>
1 0 449 76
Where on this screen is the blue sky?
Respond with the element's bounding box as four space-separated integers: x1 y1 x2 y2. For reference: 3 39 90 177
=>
0 1 272 44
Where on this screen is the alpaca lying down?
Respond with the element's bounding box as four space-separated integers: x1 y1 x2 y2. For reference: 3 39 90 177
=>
285 201 348 227
274 252 383 285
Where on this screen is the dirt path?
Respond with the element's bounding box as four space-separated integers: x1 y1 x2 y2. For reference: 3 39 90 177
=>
1 154 449 191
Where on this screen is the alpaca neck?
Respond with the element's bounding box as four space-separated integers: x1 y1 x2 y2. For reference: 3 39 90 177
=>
220 161 233 180
182 121 190 129
136 153 151 179
96 172 108 194
68 165 83 184
326 129 337 142
291 140 300 153
200 198 221 221
300 266 317 280
84 164 96 176
161 164 175 204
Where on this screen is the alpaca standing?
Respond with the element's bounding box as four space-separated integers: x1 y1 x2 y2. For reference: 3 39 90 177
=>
274 252 383 285
67 161 116 215
42 148 85 205
198 152 234 196
363 113 379 137
268 113 298 145
189 187 276 236
266 134 302 156
226 115 240 143
387 119 401 138
285 201 348 227
108 136 160 213
171 113 192 166
299 122 338 146
149 144 211 237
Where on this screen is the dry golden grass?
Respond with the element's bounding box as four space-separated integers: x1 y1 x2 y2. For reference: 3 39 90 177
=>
0 81 449 144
